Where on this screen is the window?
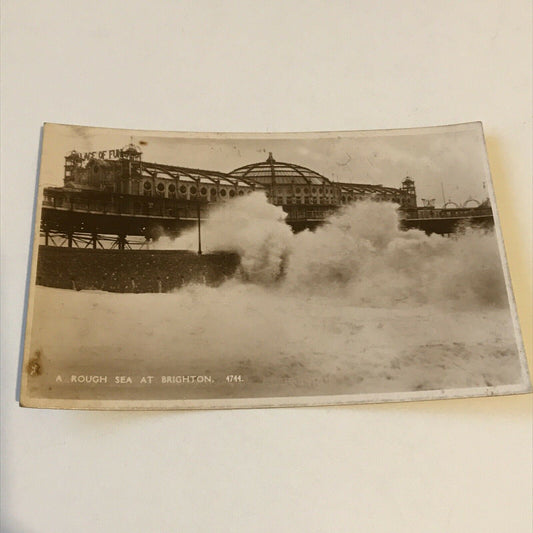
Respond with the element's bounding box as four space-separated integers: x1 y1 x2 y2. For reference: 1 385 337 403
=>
143 181 152 190
157 183 165 192
220 189 227 197
200 187 207 196
190 186 197 195
179 185 187 194
229 190 236 197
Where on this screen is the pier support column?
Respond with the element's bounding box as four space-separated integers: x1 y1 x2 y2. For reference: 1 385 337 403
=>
117 234 127 250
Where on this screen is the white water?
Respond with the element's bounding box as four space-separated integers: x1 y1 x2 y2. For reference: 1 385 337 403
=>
159 192 508 309
28 193 524 399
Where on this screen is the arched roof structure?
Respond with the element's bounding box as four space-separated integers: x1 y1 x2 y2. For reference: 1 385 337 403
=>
139 161 259 188
229 153 331 186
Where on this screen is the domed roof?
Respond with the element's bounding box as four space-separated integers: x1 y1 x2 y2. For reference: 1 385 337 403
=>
121 143 142 157
229 153 331 186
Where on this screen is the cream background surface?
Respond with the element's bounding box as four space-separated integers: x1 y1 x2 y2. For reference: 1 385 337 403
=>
1 1 531 532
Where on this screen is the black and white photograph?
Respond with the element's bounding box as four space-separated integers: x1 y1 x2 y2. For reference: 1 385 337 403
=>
3 1 532 531
20 122 530 409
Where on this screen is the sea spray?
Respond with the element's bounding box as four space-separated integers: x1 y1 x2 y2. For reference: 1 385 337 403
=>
159 193 507 309
157 192 293 283
285 201 507 309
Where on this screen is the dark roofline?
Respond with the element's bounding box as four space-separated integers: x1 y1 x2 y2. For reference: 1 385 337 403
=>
81 156 402 192
337 182 400 193
98 159 258 187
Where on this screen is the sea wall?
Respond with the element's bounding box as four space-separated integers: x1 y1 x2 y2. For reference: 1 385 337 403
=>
35 246 240 293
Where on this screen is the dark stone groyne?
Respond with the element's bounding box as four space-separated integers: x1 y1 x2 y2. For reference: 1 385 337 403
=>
35 246 240 293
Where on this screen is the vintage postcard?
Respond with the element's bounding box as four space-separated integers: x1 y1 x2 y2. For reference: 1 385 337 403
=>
20 122 531 409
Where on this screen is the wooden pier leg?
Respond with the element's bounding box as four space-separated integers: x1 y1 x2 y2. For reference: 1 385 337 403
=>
117 234 126 250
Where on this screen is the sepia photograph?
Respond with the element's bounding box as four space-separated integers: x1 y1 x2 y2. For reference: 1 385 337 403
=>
20 122 531 409
3 2 532 532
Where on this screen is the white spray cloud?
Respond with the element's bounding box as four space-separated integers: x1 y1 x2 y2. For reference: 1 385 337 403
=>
285 202 507 309
158 192 293 284
158 193 507 310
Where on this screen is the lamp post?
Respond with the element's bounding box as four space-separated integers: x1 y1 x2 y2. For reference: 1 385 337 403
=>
197 200 202 255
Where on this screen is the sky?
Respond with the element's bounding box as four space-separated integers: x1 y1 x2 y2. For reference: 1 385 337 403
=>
39 123 491 206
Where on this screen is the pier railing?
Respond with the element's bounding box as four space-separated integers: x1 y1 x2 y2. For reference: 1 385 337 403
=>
400 207 493 220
